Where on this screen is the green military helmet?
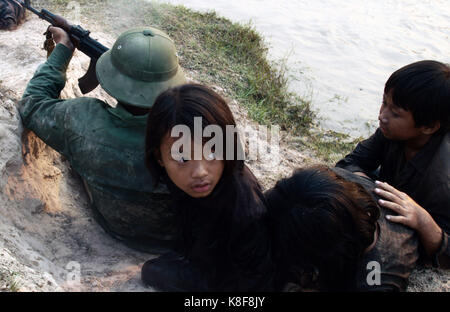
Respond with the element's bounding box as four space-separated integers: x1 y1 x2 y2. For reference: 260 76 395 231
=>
96 27 186 108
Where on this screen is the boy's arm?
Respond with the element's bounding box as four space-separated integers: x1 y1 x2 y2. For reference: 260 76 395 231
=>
336 128 386 175
435 231 450 268
375 181 450 267
19 42 74 156
425 184 450 268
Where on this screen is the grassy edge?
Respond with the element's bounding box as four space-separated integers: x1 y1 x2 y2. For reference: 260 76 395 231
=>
0 270 21 292
42 0 362 164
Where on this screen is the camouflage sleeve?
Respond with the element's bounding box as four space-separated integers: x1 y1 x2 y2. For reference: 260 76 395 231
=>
18 43 74 157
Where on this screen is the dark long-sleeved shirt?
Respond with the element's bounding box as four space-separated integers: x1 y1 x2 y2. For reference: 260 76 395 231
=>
19 44 178 252
336 128 450 267
168 165 275 291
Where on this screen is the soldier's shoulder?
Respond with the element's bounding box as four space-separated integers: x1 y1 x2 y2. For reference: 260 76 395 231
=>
62 97 114 132
64 97 110 113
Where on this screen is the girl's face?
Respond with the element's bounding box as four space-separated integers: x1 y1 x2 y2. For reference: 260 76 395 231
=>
158 134 225 198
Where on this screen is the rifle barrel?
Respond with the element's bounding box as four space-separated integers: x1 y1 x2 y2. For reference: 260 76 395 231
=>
20 1 47 21
25 6 40 16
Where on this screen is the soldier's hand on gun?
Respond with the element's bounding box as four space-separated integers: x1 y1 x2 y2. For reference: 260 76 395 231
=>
48 26 75 52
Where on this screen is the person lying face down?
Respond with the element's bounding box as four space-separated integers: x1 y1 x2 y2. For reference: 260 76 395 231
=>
142 83 275 292
265 166 419 292
0 0 26 30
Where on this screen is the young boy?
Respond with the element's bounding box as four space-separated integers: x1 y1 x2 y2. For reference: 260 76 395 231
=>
336 60 449 268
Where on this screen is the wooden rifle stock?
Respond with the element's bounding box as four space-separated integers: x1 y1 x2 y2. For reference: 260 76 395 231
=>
22 1 109 93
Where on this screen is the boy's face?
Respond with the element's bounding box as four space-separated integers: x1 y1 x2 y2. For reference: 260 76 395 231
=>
378 91 423 141
158 134 224 198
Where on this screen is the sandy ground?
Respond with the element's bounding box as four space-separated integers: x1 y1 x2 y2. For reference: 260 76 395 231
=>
0 13 448 292
0 16 156 292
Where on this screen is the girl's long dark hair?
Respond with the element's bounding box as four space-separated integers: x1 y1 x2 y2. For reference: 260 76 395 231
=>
145 84 244 185
268 166 380 291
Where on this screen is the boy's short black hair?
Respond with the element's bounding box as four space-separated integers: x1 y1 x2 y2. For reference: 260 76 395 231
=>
384 60 450 133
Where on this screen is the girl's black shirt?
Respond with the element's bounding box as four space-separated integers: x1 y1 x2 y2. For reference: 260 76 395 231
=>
166 164 275 291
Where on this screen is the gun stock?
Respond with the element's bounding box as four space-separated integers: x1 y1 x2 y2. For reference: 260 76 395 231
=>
78 59 99 94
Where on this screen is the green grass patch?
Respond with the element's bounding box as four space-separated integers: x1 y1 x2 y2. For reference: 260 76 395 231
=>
39 0 359 162
0 270 21 292
305 131 362 164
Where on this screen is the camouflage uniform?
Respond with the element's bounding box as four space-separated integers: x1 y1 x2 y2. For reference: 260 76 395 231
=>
19 43 179 253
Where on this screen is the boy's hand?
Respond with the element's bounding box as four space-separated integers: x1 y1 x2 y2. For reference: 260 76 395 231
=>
374 180 427 230
374 180 443 257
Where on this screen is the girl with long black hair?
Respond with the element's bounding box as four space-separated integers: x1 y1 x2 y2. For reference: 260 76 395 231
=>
142 84 275 291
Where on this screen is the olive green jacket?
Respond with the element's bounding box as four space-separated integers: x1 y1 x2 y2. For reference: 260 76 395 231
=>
19 44 178 252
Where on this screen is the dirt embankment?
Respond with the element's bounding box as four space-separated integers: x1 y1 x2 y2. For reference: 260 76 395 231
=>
0 6 448 292
0 13 312 292
0 16 153 291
